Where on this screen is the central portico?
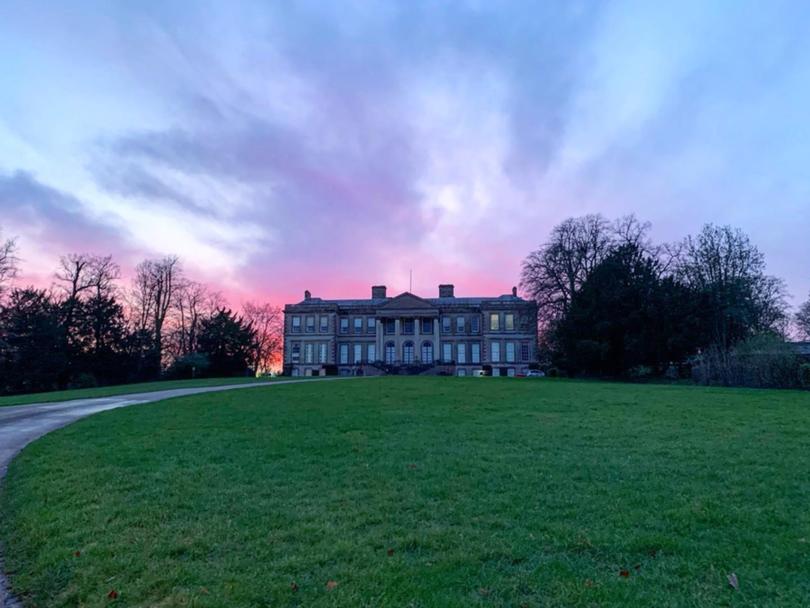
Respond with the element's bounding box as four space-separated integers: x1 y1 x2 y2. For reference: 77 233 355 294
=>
374 292 440 365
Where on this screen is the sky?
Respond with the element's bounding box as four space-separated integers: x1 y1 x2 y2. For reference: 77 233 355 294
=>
1 0 809 308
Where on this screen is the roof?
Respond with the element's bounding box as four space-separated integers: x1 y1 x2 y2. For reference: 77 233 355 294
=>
286 291 531 309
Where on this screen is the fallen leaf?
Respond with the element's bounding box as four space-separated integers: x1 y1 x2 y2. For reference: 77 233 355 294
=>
107 589 118 600
407 464 417 470
584 579 594 587
73 551 81 558
387 548 395 556
727 573 739 590
619 569 630 578
634 564 641 572
290 581 299 593
326 580 338 590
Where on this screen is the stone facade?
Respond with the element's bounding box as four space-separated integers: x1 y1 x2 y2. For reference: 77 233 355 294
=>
283 284 538 377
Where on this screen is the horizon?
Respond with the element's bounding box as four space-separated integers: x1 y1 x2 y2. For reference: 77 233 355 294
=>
1 1 809 309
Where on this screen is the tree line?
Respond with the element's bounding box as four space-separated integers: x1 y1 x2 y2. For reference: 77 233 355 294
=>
0 228 282 396
520 216 810 387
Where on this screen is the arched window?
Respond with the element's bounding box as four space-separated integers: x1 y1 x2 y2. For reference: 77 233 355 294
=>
385 341 396 364
421 341 433 363
402 341 414 364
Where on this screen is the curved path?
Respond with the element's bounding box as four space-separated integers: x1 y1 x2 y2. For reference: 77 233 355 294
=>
0 377 348 607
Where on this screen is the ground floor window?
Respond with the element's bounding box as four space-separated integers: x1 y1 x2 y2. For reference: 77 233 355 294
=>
506 342 515 363
368 344 376 362
353 343 362 364
457 343 466 364
457 368 467 377
507 368 516 377
442 342 452 363
403 341 414 364
305 343 314 364
339 344 349 364
319 343 327 363
385 341 396 364
291 343 300 363
421 341 433 363
521 341 530 361
471 342 480 363
292 368 300 376
491 342 501 363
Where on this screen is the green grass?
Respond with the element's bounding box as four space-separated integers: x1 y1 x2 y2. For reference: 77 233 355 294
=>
0 377 272 407
2 377 810 607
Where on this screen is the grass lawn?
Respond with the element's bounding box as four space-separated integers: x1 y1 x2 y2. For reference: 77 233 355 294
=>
2 377 809 607
0 377 272 407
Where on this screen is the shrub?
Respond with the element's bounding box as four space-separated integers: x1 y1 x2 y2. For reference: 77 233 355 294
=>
693 334 799 389
68 373 97 389
167 353 210 379
799 364 810 389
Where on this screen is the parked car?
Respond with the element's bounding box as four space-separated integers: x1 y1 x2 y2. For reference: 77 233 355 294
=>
526 370 546 378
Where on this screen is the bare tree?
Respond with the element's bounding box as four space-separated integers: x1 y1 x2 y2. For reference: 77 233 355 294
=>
520 214 613 328
795 296 810 340
169 279 223 358
131 256 182 367
242 301 283 373
0 229 19 297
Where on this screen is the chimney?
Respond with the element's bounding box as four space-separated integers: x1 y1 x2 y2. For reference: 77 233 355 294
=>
304 290 311 300
439 284 455 298
512 286 518 297
372 285 387 299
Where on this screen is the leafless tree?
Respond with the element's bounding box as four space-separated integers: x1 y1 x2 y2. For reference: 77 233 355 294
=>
795 296 810 340
131 256 182 367
243 301 283 373
0 229 19 298
169 279 223 358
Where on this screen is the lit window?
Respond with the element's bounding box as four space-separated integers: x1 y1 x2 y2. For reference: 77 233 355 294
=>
354 317 363 333
367 317 376 333
402 341 414 364
491 342 501 362
306 316 315 332
456 316 465 333
339 344 349 364
385 341 396 364
521 342 530 361
442 317 451 333
368 344 376 362
292 316 301 332
505 314 515 331
489 313 500 331
457 343 466 364
506 342 515 363
320 316 328 332
291 343 300 363
353 344 362 364
471 316 480 333
305 343 314 363
319 343 327 363
340 318 349 333
421 318 433 334
421 341 433 363
471 343 481 363
442 343 452 362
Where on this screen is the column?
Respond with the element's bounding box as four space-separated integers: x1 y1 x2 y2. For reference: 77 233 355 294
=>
375 319 383 362
433 318 439 362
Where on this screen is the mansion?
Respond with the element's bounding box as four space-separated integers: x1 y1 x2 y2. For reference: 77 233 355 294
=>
283 284 538 377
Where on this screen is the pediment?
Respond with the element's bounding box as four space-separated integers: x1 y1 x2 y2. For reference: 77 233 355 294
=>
378 292 437 311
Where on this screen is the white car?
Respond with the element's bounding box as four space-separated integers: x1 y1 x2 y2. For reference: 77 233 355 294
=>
526 370 546 378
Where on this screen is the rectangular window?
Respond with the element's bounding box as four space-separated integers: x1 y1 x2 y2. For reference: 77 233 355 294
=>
339 344 349 364
368 344 376 362
305 343 314 363
521 342 530 362
489 313 500 331
456 316 465 333
471 343 481 363
291 343 300 363
385 319 396 334
471 316 480 333
491 342 501 362
319 316 328 332
457 368 467 377
353 343 362 364
354 317 363 333
292 316 301 333
340 318 349 334
442 343 452 362
421 318 433 334
403 319 414 334
507 367 516 377
319 343 327 363
305 316 315 333
367 317 376 333
457 343 466 364
506 342 515 363
505 313 515 331
442 317 451 333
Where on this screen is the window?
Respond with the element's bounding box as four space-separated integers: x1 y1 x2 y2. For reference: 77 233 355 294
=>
505 313 515 331
471 343 481 363
471 316 480 333
353 343 362 364
291 368 300 377
521 342 530 362
291 343 300 363
442 317 451 333
506 342 515 363
421 341 433 363
340 318 349 334
491 342 501 362
368 344 376 362
442 343 452 362
402 319 414 334
457 368 467 377
367 317 376 333
457 343 466 364
489 313 500 331
303 343 313 363
456 316 465 333
507 368 516 377
384 319 396 334
306 316 315 333
385 341 396 364
319 343 327 363
292 316 301 333
339 344 349 364
354 317 363 333
403 341 414 364
320 316 328 332
421 318 433 334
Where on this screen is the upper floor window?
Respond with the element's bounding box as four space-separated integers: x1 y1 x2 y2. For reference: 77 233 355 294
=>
353 317 363 333
471 316 480 333
291 316 301 332
384 319 396 334
320 316 329 332
456 316 465 333
442 317 451 333
489 313 500 331
421 318 433 334
505 313 515 331
367 317 376 333
402 319 414 334
306 316 315 333
340 318 349 334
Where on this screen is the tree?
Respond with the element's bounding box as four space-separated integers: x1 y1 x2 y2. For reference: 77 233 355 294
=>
676 224 788 350
130 256 181 372
169 280 222 359
0 228 19 298
197 309 257 377
797 297 810 340
243 301 282 373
